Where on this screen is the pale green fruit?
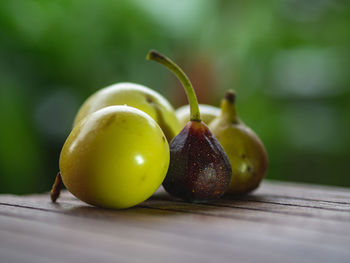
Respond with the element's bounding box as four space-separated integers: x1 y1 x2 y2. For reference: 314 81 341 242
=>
209 91 268 195
60 105 170 209
74 82 180 141
175 104 220 127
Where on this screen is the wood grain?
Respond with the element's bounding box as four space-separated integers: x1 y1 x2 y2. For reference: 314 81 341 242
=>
1 180 350 263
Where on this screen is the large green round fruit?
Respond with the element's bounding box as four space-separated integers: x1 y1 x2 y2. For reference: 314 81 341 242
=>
74 82 180 141
60 105 170 209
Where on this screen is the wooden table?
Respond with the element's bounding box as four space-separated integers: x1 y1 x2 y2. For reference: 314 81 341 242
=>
1 180 350 263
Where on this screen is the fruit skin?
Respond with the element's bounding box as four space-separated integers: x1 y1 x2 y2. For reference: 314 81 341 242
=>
175 104 220 127
163 121 232 202
59 105 170 209
74 82 180 142
209 91 268 195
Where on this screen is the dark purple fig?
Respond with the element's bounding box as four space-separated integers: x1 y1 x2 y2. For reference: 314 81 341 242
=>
164 120 232 201
147 50 232 202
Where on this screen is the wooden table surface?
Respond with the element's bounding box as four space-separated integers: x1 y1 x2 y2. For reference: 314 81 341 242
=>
1 180 350 263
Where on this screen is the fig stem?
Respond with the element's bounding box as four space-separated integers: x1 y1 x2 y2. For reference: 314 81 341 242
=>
50 172 63 203
147 50 201 121
224 90 236 104
221 90 239 124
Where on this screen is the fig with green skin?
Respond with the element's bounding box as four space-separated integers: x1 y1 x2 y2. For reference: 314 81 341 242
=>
147 50 232 202
175 104 220 127
51 105 170 209
209 90 268 194
74 82 180 142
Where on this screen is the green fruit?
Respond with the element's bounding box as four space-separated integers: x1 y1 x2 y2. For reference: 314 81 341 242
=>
58 105 170 209
175 104 220 127
147 50 232 202
209 90 268 195
74 82 180 141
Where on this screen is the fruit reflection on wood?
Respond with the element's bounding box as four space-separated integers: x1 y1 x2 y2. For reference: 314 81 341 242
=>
50 50 267 208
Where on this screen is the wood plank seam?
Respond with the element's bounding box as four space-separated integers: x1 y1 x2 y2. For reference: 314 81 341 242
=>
2 194 350 223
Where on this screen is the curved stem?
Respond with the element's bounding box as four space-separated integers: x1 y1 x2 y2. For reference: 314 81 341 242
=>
147 50 201 121
50 172 63 202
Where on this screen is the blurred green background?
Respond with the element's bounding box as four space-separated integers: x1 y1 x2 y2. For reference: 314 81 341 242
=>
1 0 350 194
